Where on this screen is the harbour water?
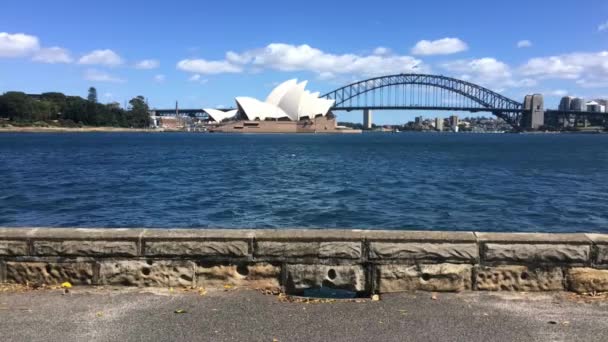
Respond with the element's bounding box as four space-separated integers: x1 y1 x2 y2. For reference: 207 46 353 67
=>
1 132 607 232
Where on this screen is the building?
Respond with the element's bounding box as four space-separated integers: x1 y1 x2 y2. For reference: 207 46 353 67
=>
586 101 606 113
570 98 585 111
207 79 360 134
559 96 575 111
363 109 372 129
435 117 444 132
449 115 459 132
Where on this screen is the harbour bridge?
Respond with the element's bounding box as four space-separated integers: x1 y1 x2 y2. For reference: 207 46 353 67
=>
152 74 608 130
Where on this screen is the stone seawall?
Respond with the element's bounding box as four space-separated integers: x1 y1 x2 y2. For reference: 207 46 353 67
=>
1 228 607 294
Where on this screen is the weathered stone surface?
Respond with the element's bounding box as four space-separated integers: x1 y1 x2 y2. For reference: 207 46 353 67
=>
477 232 590 244
99 260 195 287
6 262 93 285
33 240 137 256
595 245 608 264
566 268 608 293
144 241 249 257
0 261 6 283
0 240 28 255
196 263 280 289
365 231 476 243
475 266 564 291
256 241 361 259
483 244 590 263
377 264 472 293
285 264 365 292
370 243 477 263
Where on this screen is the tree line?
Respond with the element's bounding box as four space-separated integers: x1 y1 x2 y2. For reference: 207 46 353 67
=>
0 87 151 128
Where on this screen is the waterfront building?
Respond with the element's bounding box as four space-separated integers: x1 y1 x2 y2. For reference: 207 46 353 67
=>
435 117 444 132
559 96 575 111
586 101 605 113
207 79 360 134
570 98 585 111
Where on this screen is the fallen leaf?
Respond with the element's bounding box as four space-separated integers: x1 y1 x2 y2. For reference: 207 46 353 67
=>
96 312 104 318
61 282 72 289
431 294 438 301
371 294 380 301
174 309 188 314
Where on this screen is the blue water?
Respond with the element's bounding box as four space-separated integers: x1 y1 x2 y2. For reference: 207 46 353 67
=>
0 132 607 232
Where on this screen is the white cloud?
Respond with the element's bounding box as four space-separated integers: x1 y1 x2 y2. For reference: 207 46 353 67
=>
153 74 165 83
177 59 242 74
442 57 536 90
547 89 568 97
32 46 73 63
135 59 159 69
0 32 40 57
373 47 391 56
79 49 123 66
519 51 608 82
411 38 468 56
599 21 608 32
188 74 208 84
517 40 532 48
84 69 125 83
221 43 427 78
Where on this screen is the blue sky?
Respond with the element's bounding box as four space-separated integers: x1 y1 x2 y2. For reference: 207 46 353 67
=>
1 0 608 124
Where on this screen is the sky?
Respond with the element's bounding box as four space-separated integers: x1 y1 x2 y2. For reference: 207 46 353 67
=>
1 0 608 124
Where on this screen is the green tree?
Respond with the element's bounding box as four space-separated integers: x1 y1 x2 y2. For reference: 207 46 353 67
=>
127 96 151 128
0 92 32 121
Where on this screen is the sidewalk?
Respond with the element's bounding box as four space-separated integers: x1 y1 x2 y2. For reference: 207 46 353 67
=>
1 287 607 342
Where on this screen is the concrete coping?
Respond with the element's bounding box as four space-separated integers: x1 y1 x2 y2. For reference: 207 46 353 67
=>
585 234 608 244
1 228 607 246
475 232 592 244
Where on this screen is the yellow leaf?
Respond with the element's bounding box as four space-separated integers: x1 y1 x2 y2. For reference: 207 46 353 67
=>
174 309 187 314
61 282 72 289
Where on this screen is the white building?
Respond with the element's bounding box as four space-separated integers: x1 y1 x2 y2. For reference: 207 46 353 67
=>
203 79 335 123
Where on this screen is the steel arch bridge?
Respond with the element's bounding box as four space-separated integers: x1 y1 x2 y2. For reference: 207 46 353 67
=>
321 74 525 127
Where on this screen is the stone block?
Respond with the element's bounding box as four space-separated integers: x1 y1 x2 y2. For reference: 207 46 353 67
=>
144 241 249 257
483 244 590 263
475 266 564 291
0 261 5 283
285 264 366 293
33 240 137 256
256 241 361 259
100 260 195 287
0 240 28 256
377 264 471 293
566 268 608 294
6 262 93 285
196 263 280 289
595 245 608 264
370 243 477 263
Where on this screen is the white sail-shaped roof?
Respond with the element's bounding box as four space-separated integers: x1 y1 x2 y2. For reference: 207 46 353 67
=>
266 79 298 106
277 81 308 121
229 79 333 122
235 97 290 121
204 108 237 122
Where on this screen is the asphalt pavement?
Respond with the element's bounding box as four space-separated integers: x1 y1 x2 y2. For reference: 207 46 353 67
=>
1 287 607 342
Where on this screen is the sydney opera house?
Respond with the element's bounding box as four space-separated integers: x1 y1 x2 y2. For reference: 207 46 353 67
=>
203 80 360 133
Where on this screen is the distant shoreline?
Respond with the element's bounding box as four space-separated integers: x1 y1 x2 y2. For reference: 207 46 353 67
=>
0 126 162 133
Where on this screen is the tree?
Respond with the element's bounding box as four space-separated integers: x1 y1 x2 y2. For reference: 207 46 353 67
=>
87 87 97 103
127 96 151 128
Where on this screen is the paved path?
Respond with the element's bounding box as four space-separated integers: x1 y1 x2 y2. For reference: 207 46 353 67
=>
1 288 607 341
